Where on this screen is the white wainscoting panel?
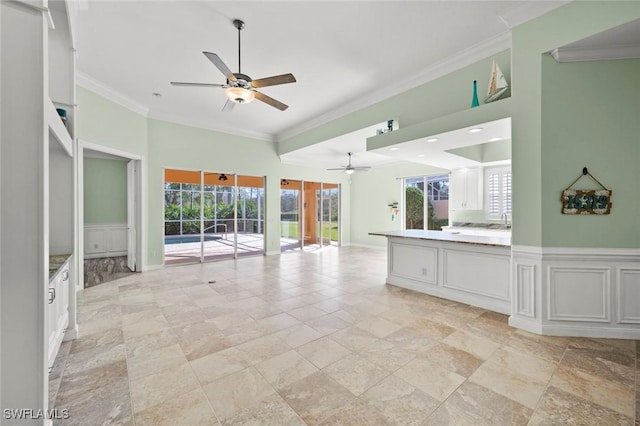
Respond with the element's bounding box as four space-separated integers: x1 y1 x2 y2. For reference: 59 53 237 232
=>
84 223 128 258
443 249 510 301
618 268 640 324
512 246 640 339
389 241 437 285
515 263 536 318
547 267 610 322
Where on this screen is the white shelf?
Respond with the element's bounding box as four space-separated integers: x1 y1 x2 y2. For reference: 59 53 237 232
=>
47 99 73 156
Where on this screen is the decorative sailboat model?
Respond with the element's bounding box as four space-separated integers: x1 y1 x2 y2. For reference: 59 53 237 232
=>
485 59 510 103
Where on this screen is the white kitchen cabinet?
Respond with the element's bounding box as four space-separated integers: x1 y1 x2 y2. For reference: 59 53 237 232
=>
450 167 482 210
47 258 71 370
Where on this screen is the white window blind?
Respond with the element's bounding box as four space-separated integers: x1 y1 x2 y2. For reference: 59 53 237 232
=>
485 166 512 219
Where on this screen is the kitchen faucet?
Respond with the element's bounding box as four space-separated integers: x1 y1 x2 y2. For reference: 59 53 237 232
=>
502 213 510 229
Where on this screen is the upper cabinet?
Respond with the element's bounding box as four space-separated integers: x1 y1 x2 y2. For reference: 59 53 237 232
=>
450 167 482 210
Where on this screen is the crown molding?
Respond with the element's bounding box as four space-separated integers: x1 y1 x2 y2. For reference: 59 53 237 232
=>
498 0 570 29
550 44 640 63
146 110 275 142
276 31 512 143
77 71 150 117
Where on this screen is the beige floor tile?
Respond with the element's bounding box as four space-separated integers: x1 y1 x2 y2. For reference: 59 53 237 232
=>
355 316 403 338
129 362 200 413
288 305 327 322
304 313 350 336
362 374 440 425
434 380 532 425
127 343 187 381
550 364 635 417
324 353 391 396
235 334 291 365
55 247 640 426
318 398 391 425
255 349 318 390
394 357 465 402
275 323 323 348
222 393 305 426
134 388 219 426
423 342 483 377
296 336 352 369
331 326 382 352
442 329 501 360
529 386 634 426
190 345 250 382
279 371 357 425
202 366 275 421
358 340 415 372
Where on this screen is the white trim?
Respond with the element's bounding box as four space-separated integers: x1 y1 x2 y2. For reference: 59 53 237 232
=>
512 245 640 261
537 325 640 340
498 1 571 29
550 44 640 63
141 264 163 272
76 71 149 117
77 140 146 281
276 31 513 142
617 268 640 324
147 110 275 142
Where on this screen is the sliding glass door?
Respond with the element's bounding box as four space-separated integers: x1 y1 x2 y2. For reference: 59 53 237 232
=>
280 180 339 252
164 169 265 265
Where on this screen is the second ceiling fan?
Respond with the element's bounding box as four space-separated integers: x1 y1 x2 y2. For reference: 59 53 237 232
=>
327 153 371 174
171 19 296 111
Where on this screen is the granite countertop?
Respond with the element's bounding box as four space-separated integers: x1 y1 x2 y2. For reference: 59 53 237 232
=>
49 253 72 280
369 230 511 247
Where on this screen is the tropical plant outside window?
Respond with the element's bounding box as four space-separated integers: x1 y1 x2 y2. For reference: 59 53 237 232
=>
404 175 449 230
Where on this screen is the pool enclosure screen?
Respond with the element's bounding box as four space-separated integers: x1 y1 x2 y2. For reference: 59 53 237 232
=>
164 169 265 265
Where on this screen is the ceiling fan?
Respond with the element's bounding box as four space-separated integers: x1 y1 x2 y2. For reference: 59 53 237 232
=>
170 19 296 111
327 152 371 174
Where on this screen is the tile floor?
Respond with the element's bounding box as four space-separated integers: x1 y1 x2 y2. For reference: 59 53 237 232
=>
52 246 639 425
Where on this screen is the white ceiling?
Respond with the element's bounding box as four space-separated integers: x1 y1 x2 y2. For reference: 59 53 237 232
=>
76 1 568 145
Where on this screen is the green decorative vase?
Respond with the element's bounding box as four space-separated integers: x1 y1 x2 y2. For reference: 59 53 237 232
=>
471 80 480 108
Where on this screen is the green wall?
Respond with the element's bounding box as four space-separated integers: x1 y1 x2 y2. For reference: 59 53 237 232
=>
279 50 512 155
510 1 640 247
146 118 350 265
83 157 127 223
541 56 640 248
351 162 448 247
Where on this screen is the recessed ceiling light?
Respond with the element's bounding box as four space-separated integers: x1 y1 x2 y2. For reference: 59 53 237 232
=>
468 127 483 133
488 137 502 142
426 138 439 142
389 147 399 151
417 154 425 158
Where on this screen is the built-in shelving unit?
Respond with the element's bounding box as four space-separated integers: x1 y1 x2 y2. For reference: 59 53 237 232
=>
1 0 78 416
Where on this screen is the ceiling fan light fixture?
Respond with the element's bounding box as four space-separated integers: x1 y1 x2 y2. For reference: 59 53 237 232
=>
226 87 255 104
345 169 355 175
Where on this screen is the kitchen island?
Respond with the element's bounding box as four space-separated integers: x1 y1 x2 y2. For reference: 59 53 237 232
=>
370 230 511 314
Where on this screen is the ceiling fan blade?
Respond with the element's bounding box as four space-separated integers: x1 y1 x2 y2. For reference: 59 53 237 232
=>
170 82 226 88
326 168 347 171
203 52 237 82
253 90 288 111
353 167 371 171
221 99 235 112
250 73 296 89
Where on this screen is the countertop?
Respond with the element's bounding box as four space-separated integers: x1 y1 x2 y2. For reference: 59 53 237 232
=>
49 253 72 280
369 230 511 247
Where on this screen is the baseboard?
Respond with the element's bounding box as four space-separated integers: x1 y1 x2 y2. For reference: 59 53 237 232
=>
63 325 79 341
141 264 163 271
540 324 640 340
344 242 386 251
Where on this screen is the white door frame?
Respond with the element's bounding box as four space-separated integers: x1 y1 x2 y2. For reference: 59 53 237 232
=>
77 140 146 291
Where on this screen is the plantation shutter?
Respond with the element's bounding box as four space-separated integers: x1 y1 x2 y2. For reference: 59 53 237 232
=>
485 166 511 219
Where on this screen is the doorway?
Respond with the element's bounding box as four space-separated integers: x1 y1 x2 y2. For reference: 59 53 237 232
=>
78 142 143 289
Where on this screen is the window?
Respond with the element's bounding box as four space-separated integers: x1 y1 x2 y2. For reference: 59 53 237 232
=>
485 166 512 219
403 174 449 230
